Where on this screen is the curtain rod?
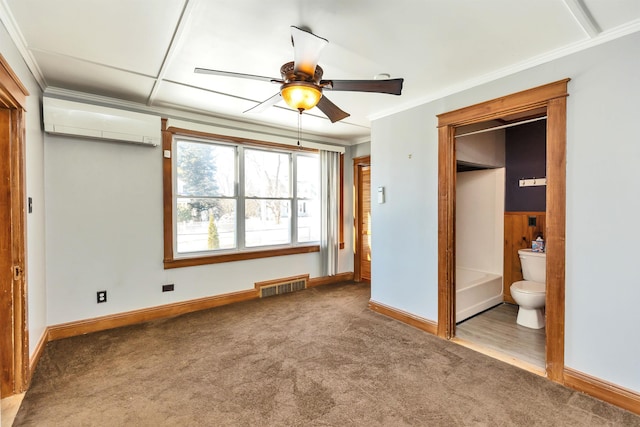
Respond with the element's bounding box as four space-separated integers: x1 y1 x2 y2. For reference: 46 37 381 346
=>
455 116 547 139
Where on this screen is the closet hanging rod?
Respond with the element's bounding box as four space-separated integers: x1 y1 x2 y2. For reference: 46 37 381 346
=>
455 116 547 139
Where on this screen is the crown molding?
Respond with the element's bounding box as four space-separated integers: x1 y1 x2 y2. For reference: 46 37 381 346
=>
0 0 47 90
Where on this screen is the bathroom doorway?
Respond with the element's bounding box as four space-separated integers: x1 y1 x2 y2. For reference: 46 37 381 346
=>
454 118 547 371
436 79 569 383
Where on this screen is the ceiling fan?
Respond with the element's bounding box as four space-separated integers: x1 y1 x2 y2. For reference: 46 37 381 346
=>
195 26 404 123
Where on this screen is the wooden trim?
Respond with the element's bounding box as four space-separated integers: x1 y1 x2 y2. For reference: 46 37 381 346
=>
353 156 370 282
545 96 567 382
47 273 347 341
437 79 570 127
28 328 49 375
164 245 320 269
161 119 174 265
369 300 438 335
437 125 456 339
564 368 640 416
0 54 29 109
48 289 259 341
166 126 318 153
162 120 331 269
11 108 28 392
255 274 310 289
0 55 29 396
437 79 569 383
308 272 354 287
504 211 547 216
339 153 345 249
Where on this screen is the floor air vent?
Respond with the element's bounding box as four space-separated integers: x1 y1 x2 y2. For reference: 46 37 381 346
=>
257 275 308 298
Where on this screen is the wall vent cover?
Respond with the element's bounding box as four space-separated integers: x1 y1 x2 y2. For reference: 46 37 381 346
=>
258 276 307 298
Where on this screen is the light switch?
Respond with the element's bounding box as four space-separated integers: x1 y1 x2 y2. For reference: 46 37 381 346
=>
377 186 385 204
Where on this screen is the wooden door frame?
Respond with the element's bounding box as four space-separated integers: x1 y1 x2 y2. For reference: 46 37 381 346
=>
0 54 30 396
353 155 370 282
436 79 569 383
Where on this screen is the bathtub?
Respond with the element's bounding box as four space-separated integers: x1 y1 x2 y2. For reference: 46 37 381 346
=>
456 267 503 323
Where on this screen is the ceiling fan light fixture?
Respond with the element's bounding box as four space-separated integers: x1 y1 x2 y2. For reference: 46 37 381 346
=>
281 81 322 112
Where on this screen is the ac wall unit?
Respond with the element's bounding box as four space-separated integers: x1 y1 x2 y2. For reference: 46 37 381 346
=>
43 97 161 147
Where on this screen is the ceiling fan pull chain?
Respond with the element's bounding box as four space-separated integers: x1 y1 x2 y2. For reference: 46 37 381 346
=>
297 111 302 146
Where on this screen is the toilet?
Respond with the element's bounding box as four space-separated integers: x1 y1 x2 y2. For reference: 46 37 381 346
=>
510 249 546 329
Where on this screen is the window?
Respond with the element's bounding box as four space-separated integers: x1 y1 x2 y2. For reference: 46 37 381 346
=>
172 136 320 260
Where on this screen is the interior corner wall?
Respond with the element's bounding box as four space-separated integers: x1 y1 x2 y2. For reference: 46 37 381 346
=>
1 21 47 357
456 169 505 275
371 31 640 393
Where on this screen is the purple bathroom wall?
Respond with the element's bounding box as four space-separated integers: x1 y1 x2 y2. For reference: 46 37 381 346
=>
505 120 546 212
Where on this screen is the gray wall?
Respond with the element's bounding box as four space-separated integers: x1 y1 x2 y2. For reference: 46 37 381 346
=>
371 31 640 393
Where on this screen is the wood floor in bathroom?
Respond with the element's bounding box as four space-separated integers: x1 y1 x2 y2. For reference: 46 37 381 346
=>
455 303 546 369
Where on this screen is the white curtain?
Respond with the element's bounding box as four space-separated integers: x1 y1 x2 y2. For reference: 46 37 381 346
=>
320 150 339 276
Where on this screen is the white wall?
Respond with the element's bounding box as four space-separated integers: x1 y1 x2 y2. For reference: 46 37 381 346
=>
456 169 505 275
44 129 354 325
371 31 640 393
1 21 47 356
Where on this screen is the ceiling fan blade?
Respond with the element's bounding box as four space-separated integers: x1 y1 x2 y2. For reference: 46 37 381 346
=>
321 78 404 95
316 96 350 123
243 92 282 114
195 67 281 84
291 26 328 77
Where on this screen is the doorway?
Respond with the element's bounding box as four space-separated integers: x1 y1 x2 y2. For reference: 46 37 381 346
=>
454 118 547 370
0 54 30 397
437 79 569 383
353 156 371 282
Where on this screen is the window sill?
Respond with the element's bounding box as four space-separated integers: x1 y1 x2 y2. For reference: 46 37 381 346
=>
164 245 320 269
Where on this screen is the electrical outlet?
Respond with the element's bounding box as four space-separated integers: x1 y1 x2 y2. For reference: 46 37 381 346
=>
162 284 174 292
97 290 107 303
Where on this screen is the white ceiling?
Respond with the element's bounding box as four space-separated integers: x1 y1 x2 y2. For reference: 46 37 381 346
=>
2 0 640 144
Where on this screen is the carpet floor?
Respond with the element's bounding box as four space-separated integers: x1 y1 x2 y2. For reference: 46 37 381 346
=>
15 282 640 426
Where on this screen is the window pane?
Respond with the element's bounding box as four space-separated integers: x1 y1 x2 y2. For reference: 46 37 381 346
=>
297 155 319 199
297 199 320 242
176 141 235 197
244 149 290 198
176 198 236 253
245 199 291 247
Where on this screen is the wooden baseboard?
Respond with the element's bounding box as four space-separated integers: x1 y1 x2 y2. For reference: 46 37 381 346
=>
28 328 49 378
368 300 438 335
308 272 354 287
564 367 640 416
48 289 259 341
48 272 355 342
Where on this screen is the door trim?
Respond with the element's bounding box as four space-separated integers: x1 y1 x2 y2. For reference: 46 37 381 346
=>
436 79 569 383
0 54 30 396
353 155 370 282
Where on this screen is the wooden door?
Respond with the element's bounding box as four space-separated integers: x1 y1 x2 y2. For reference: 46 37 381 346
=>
353 156 371 282
360 166 372 281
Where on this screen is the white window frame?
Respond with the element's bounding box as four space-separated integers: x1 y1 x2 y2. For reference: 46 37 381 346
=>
172 136 320 259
